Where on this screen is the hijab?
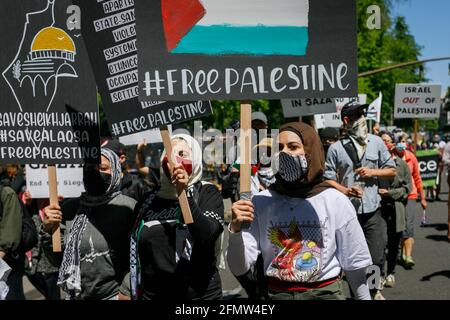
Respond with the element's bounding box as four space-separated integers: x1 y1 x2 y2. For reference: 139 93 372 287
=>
130 134 203 299
270 122 334 198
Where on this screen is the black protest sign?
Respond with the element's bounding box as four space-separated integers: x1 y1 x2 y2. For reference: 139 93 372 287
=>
416 150 440 188
73 0 212 138
135 0 357 101
0 0 99 164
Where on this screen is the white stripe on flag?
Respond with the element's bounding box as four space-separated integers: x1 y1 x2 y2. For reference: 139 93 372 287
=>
197 0 309 27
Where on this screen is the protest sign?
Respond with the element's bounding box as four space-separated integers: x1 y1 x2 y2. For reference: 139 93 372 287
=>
135 0 358 101
26 164 84 199
73 0 212 137
316 94 367 128
0 0 99 164
366 92 382 123
394 84 442 119
118 127 169 146
281 98 337 118
416 150 440 187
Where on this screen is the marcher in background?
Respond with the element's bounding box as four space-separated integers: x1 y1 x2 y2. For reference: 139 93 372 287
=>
228 122 373 300
21 191 61 300
373 122 380 136
103 139 157 202
42 148 137 300
442 139 450 242
319 127 340 155
125 134 224 300
135 139 161 183
378 132 412 289
324 102 396 300
0 184 25 300
0 165 26 194
395 137 427 268
435 136 447 201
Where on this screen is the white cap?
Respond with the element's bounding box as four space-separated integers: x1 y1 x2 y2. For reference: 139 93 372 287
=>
251 112 268 124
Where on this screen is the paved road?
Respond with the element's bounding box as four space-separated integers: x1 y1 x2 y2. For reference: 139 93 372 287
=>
24 174 450 300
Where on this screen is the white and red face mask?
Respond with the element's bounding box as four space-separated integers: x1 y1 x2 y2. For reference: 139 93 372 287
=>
162 155 193 178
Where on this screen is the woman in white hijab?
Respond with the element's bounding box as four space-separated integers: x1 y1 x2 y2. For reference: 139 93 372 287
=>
128 134 224 300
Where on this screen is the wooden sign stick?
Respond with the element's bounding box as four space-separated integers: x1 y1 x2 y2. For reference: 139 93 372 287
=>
239 102 252 202
160 126 194 224
48 165 61 253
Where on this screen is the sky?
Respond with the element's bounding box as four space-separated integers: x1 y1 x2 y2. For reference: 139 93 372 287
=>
392 0 450 96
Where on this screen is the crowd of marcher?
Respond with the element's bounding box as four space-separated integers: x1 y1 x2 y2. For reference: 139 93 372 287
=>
1 102 449 300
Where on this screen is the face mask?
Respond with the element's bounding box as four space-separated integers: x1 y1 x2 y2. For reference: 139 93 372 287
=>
275 152 308 183
396 142 407 151
348 116 368 144
83 169 111 196
176 156 193 176
162 155 193 178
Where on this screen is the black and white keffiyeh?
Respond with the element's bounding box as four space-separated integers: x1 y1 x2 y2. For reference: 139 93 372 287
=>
57 148 122 299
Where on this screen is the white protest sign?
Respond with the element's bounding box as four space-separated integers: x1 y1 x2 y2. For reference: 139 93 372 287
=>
314 114 326 129
394 84 441 119
366 92 382 123
320 94 367 127
26 165 84 199
118 126 172 146
281 98 337 117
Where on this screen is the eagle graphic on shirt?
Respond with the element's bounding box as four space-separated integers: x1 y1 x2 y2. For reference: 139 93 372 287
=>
266 217 322 282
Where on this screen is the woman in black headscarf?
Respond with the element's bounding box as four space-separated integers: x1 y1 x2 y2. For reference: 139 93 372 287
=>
42 148 137 300
227 122 373 300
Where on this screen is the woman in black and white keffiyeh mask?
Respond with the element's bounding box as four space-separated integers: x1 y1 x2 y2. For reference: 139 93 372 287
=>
43 148 137 300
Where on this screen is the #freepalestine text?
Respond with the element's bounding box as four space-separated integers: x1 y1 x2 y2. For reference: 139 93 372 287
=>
143 63 350 97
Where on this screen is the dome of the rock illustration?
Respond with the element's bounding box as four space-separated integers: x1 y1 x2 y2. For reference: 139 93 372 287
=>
30 26 76 62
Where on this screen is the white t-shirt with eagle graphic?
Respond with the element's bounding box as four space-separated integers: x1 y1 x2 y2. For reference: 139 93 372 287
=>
227 188 372 283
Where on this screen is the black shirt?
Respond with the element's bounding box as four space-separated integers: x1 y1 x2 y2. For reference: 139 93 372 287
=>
137 183 224 300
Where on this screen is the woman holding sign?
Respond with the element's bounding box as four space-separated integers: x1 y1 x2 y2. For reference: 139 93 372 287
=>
42 148 137 300
227 122 373 300
126 134 224 300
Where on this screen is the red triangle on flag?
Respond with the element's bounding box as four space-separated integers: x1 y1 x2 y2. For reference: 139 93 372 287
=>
161 0 206 52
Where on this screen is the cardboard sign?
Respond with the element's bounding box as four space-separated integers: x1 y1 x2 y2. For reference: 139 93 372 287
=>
317 94 367 128
0 0 100 164
73 0 212 137
26 164 85 199
135 0 358 101
394 84 442 119
416 150 440 188
281 98 336 117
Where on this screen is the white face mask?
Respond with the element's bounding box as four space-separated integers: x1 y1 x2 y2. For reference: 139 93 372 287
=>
348 116 368 145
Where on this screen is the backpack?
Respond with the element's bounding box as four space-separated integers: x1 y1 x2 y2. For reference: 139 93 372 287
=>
0 185 38 253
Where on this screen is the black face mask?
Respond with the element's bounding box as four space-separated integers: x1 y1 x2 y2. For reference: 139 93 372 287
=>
83 169 112 196
275 152 308 183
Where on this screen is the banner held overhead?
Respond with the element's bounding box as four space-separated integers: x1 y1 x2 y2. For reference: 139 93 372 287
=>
0 0 100 164
74 0 212 138
135 0 358 101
